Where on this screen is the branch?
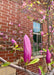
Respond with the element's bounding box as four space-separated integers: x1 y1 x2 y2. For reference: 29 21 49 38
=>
49 69 54 75
0 57 54 75
0 57 38 75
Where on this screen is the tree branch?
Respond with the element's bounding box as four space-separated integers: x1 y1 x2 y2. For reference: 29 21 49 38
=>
0 57 54 75
49 69 54 75
0 57 38 75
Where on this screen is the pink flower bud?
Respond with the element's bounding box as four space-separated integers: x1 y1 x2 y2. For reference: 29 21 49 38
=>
30 29 32 33
9 22 13 25
52 29 54 33
46 49 51 64
43 16 46 20
41 31 44 36
22 2 26 7
19 31 23 33
49 26 51 29
18 24 20 27
11 38 17 45
51 1 53 5
0 32 3 35
24 35 32 62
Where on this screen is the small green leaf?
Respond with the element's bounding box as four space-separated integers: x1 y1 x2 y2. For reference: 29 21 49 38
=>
16 48 22 51
15 45 18 48
50 45 53 48
11 50 14 53
46 14 49 16
46 33 48 35
25 62 28 66
20 57 24 62
49 47 51 50
28 58 40 65
36 1 41 4
43 48 47 52
27 16 30 19
49 61 54 65
1 62 10 67
21 59 24 62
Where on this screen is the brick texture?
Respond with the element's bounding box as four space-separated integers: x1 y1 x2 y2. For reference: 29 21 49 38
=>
0 0 54 75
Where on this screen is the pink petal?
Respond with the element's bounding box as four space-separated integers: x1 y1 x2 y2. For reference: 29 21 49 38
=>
18 24 21 27
24 35 32 62
11 38 17 45
46 49 51 64
41 31 44 36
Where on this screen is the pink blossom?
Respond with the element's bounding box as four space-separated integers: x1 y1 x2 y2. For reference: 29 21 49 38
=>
52 29 54 33
46 49 51 64
30 29 32 33
19 31 23 33
39 18 45 23
48 6 50 10
40 11 43 14
0 32 3 35
12 31 17 34
28 0 31 3
22 2 26 7
18 38 21 40
49 26 51 29
18 24 20 27
24 35 32 62
39 11 43 14
4 35 8 39
49 26 52 32
43 16 46 20
39 50 44 55
11 38 17 45
9 22 13 25
51 1 53 5
41 31 44 36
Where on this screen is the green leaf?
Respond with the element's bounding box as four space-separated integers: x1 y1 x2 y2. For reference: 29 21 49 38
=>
28 58 40 65
15 45 18 48
1 62 10 67
25 62 28 66
16 48 22 51
27 16 30 19
43 48 47 52
39 66 45 75
11 50 14 53
36 1 41 4
49 47 51 50
46 33 48 35
21 59 24 62
20 57 24 62
49 61 54 65
46 14 49 16
50 45 54 48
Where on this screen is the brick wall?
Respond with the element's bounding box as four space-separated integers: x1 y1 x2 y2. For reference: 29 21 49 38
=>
0 0 19 63
0 0 52 75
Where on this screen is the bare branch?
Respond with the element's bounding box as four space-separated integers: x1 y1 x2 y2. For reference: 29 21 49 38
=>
0 57 54 75
0 57 38 75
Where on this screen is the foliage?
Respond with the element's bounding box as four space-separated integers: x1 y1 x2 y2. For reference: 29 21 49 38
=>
28 58 40 65
1 62 10 67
